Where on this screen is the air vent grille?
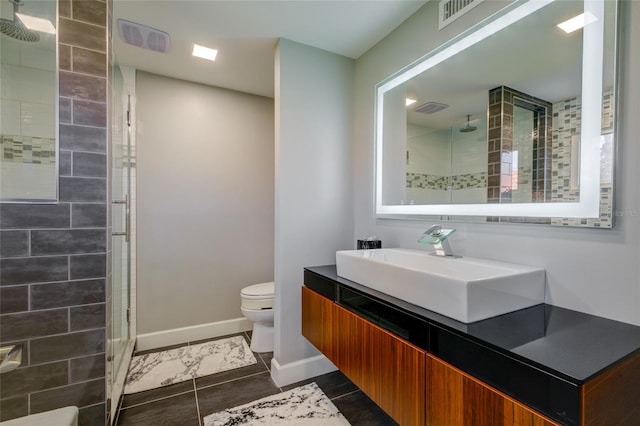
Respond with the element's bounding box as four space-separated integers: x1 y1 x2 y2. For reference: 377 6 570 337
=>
439 0 485 30
413 102 449 114
117 19 170 53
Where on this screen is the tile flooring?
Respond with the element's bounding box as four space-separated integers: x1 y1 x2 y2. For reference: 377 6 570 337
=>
115 332 398 426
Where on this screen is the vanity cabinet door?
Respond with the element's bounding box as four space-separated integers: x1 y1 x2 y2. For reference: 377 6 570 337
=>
301 286 426 426
301 286 338 363
333 302 426 426
426 355 560 426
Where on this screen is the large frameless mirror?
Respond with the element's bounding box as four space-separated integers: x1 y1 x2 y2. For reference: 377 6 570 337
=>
375 0 617 227
0 0 58 202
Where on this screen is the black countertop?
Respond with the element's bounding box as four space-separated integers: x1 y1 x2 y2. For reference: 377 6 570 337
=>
305 265 640 385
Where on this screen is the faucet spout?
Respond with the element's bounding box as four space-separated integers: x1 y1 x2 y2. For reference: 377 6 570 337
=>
418 225 457 257
424 224 442 235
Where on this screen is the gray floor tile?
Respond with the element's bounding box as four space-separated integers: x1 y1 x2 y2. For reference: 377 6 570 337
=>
283 370 358 399
121 380 194 409
332 390 398 426
116 391 200 426
257 352 272 370
196 372 281 420
194 361 268 389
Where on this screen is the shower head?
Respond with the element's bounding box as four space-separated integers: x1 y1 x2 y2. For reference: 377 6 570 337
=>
0 0 40 42
459 115 477 133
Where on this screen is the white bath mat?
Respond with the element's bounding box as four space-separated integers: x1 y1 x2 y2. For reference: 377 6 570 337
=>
203 382 351 426
124 335 257 394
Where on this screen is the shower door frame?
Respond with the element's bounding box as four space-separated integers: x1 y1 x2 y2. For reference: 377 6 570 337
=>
109 65 136 423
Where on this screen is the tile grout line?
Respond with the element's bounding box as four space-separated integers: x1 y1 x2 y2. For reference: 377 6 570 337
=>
330 389 360 401
257 352 270 372
196 370 270 393
118 388 196 411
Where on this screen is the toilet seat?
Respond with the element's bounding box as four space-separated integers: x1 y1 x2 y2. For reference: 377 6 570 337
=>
241 282 274 310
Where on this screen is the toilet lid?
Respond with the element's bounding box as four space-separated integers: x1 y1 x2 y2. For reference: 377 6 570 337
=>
241 282 274 299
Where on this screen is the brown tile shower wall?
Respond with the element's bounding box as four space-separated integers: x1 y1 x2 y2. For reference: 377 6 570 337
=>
487 86 552 204
487 87 505 203
0 1 110 424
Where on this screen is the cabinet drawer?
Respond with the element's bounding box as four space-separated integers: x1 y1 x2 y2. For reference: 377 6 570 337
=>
430 324 580 425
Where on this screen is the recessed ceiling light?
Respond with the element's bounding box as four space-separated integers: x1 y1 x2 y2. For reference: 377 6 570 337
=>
16 13 56 34
557 12 597 34
192 44 218 61
406 98 417 106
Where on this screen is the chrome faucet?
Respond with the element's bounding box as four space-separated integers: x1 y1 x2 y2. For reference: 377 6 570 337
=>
418 225 457 257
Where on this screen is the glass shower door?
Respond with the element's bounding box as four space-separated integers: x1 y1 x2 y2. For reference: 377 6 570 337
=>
110 64 132 421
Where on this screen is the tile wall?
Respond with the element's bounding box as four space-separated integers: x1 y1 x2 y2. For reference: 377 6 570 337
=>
549 89 614 228
0 0 110 424
406 171 487 190
487 86 553 204
0 20 56 140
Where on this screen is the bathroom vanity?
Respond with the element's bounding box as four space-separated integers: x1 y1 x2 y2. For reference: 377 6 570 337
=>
302 265 640 426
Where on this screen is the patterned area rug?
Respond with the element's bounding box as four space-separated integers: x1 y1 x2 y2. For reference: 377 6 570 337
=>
203 382 351 426
124 335 256 394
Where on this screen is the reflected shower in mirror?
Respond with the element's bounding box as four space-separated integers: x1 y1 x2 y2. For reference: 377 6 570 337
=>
376 0 617 227
0 0 57 202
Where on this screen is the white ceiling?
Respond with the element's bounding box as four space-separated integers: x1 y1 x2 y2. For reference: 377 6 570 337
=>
113 0 428 98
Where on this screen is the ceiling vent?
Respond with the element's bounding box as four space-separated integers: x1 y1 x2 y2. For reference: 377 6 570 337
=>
117 19 170 53
413 102 449 114
439 0 485 30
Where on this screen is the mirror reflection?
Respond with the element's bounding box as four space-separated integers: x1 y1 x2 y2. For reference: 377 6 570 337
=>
378 0 616 227
0 0 57 202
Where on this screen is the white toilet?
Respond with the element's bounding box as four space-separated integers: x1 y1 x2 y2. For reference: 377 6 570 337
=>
240 281 275 353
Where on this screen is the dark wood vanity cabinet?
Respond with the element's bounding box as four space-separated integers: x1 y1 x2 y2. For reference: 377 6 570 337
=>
302 285 426 425
302 278 640 426
302 286 556 426
426 354 559 426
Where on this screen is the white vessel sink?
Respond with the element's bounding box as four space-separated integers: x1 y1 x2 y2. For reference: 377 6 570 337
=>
336 248 545 323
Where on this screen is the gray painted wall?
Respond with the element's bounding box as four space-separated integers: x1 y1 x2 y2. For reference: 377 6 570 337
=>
354 1 640 326
274 39 355 366
136 71 274 334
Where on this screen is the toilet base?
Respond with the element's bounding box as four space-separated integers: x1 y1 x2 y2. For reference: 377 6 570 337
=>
250 322 274 353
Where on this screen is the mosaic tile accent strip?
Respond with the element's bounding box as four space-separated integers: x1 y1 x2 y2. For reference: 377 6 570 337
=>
124 336 257 394
407 172 486 191
406 172 449 190
550 88 614 228
1 135 56 165
203 382 350 426
451 172 487 190
551 186 613 228
601 90 615 131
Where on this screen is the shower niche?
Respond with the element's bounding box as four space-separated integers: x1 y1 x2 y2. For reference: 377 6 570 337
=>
0 0 58 202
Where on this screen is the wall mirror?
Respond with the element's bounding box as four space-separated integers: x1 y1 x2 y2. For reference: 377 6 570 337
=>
375 0 617 227
0 0 58 202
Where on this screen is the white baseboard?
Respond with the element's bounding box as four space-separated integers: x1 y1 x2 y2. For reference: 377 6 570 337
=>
270 354 337 387
136 317 252 351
